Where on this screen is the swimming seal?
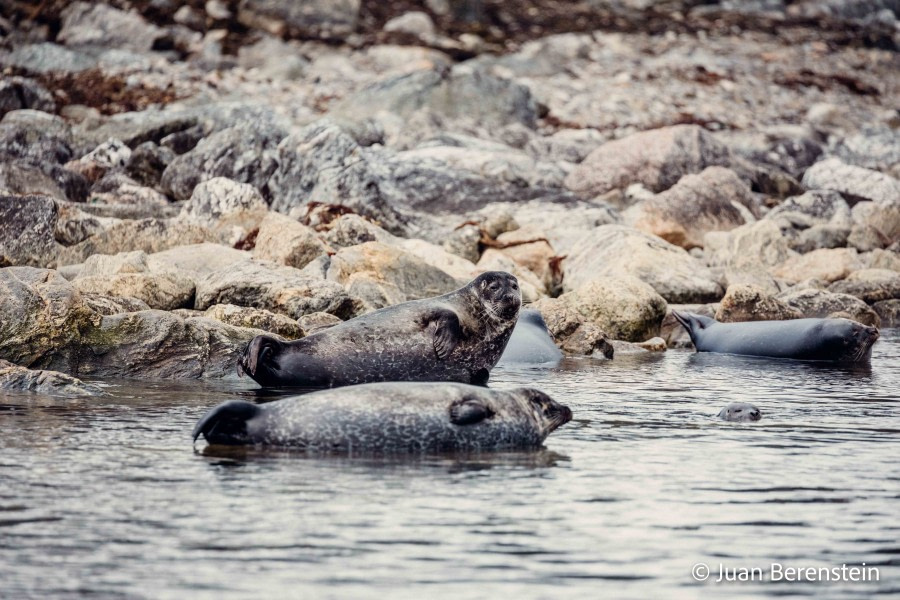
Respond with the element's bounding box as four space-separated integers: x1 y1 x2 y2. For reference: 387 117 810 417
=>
238 271 521 388
718 402 761 422
672 312 879 363
497 309 562 366
192 382 573 452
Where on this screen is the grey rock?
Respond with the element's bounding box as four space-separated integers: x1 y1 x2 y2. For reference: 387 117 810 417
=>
0 359 104 396
715 284 802 322
73 110 198 156
850 200 900 248
298 311 343 335
54 202 122 246
0 43 96 74
0 77 55 116
827 268 900 303
57 219 213 266
179 177 269 245
0 195 61 268
237 0 360 39
776 288 880 326
80 293 151 315
526 128 607 164
73 271 195 311
873 299 900 327
705 220 796 272
59 2 164 52
830 128 900 172
202 304 304 339
0 119 89 202
802 158 900 205
125 142 176 188
324 214 394 248
254 212 328 270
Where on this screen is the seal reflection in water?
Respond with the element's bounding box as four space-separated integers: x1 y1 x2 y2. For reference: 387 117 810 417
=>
192 382 573 452
672 312 879 363
238 272 521 388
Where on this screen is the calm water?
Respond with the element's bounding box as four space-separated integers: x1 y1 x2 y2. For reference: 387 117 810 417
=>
2 331 898 599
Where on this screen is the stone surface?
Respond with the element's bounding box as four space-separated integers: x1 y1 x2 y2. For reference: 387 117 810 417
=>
828 269 900 303
81 293 151 315
179 177 269 246
54 202 122 246
0 359 104 396
0 77 55 116
494 226 559 292
802 158 900 205
873 299 900 327
715 284 802 322
59 2 164 52
237 0 360 39
564 225 723 303
57 219 213 266
203 304 304 339
764 190 855 252
0 195 61 268
704 220 796 272
777 288 880 326
253 212 328 270
772 248 864 284
564 125 733 197
850 200 900 249
298 311 343 335
73 272 195 311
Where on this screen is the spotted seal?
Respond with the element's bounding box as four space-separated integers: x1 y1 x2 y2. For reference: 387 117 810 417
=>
718 402 762 422
497 309 562 366
192 382 573 452
672 312 879 363
238 271 521 388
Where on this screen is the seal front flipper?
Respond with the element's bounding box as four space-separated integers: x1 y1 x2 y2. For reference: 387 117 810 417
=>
422 308 463 360
192 401 261 445
449 397 495 425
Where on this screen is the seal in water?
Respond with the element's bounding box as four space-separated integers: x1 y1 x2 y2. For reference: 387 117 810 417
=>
238 271 521 388
672 312 879 363
192 382 573 452
718 402 761 422
497 309 562 366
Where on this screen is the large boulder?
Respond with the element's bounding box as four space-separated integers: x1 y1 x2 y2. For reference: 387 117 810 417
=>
56 219 213 266
625 167 756 249
764 190 855 253
0 359 104 396
801 158 900 205
0 195 61 267
72 272 195 311
237 0 360 39
0 77 55 116
715 284 802 322
533 276 667 342
564 225 723 303
564 125 733 197
704 220 796 272
202 304 304 339
528 299 613 357
178 177 269 246
253 212 328 270
58 2 164 52
776 288 880 326
145 243 251 280
828 269 900 303
772 248 864 284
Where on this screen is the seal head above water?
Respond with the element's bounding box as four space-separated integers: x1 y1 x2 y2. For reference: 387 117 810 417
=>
672 312 879 363
192 382 573 452
718 402 762 422
238 271 521 388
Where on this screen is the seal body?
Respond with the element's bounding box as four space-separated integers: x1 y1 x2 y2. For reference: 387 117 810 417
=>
672 312 879 363
192 382 573 452
497 309 562 366
718 402 761 422
239 272 521 388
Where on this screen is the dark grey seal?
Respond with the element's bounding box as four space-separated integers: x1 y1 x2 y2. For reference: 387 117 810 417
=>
718 402 762 422
672 312 879 363
192 382 573 452
497 309 562 366
238 271 521 388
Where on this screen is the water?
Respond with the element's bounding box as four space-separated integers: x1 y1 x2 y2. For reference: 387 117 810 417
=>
2 331 898 599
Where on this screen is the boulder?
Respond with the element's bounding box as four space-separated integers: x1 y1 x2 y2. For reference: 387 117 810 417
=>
125 142 175 188
864 249 900 272
384 11 435 37
73 272 195 311
298 311 343 335
777 288 880 326
58 2 164 52
145 243 251 279
396 238 479 281
564 125 733 197
534 276 667 342
179 177 269 246
0 77 55 116
704 220 795 272
324 214 395 248
202 304 304 339
81 293 150 315
0 359 104 396
764 190 855 252
0 195 62 268
55 202 122 246
772 248 864 284
873 299 900 327
715 284 802 322
802 158 900 206
830 128 900 173
253 212 328 270
564 225 723 303
56 219 213 266
828 269 900 303
65 138 131 183
237 0 360 39
850 200 900 249
529 299 614 357
625 166 756 249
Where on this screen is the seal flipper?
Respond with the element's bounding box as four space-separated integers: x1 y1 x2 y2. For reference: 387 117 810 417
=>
423 308 463 360
671 311 716 348
449 397 495 426
192 401 261 445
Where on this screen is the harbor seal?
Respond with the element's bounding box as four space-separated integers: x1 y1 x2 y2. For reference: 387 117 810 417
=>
672 312 879 363
192 382 573 452
718 402 762 422
238 271 521 388
497 309 562 366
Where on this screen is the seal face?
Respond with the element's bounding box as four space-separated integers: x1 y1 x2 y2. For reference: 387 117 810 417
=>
192 382 573 452
497 309 562 366
672 312 879 363
718 402 761 422
238 272 521 388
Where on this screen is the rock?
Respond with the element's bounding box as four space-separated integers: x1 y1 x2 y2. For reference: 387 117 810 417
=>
125 142 175 188
57 219 213 266
715 284 802 322
76 250 150 277
326 242 461 310
564 225 723 303
145 243 251 279
73 271 195 311
848 222 891 252
535 276 668 342
179 177 269 246
609 338 667 354
625 167 756 249
564 125 733 197
660 303 718 348
828 269 900 303
830 128 900 173
744 133 823 179
195 258 356 319
253 212 328 270
0 360 103 396
442 224 482 263
802 158 900 205
764 189 854 252
161 123 287 201
323 214 394 248
776 288 880 326
0 77 55 116
59 2 164 52
202 304 304 339
864 249 900 272
0 43 96 75
772 248 864 284
73 110 198 154
298 311 343 335
792 224 852 253
88 172 169 207
850 200 900 249
383 11 435 38
237 0 360 39
0 195 62 268
81 293 150 315
704 220 796 272
65 138 131 182
494 226 559 291
526 128 607 164
637 337 667 352
528 299 614 357
873 299 900 327
397 238 479 281
0 267 99 368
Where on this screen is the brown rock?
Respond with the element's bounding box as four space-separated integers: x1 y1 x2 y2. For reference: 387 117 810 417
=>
715 284 802 322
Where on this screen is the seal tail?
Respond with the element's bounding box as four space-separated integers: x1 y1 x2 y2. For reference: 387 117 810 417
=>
192 401 262 445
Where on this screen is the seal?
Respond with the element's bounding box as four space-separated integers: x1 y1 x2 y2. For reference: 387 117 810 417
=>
718 402 761 422
497 309 562 366
238 271 521 388
192 382 573 452
672 312 879 363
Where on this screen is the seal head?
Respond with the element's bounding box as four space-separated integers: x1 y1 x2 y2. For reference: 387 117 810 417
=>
718 402 762 422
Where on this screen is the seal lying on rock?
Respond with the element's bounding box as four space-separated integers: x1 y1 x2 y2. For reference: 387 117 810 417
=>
672 312 879 363
718 402 761 422
497 309 562 366
238 271 521 387
192 382 573 452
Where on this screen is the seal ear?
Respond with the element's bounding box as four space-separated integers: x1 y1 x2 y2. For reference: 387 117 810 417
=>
423 308 463 360
449 397 494 426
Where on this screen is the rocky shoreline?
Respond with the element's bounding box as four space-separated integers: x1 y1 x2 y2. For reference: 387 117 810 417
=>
0 0 898 393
